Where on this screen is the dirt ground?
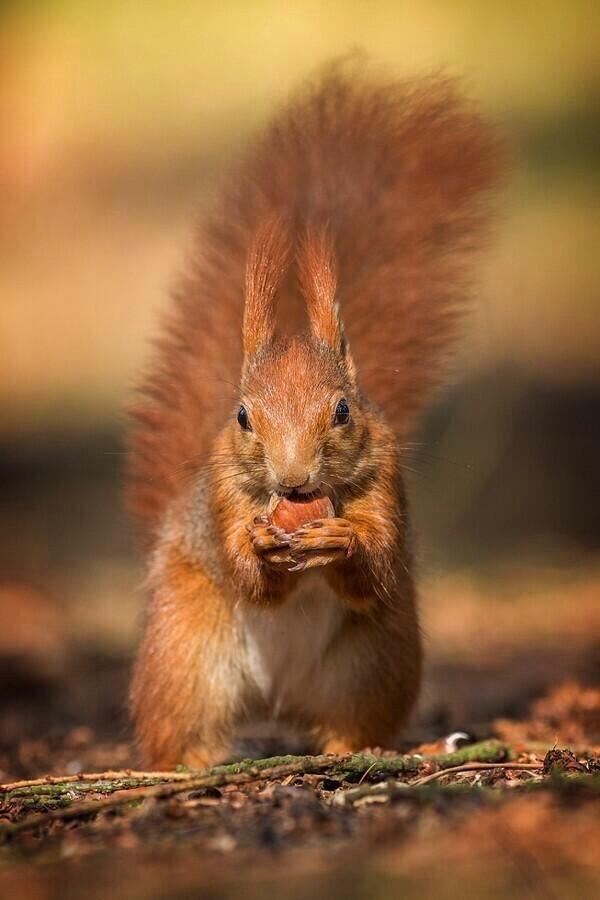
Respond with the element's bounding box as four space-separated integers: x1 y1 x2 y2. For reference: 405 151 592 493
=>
1 561 599 900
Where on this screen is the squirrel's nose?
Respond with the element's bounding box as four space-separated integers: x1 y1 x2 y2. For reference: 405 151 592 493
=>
278 473 310 491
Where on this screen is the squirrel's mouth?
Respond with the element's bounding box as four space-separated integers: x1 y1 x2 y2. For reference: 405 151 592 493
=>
267 485 335 512
281 488 320 502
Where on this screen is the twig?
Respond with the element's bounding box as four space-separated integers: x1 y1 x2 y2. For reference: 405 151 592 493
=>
0 756 334 838
413 761 542 786
330 740 511 779
2 774 196 801
358 762 377 785
331 780 403 806
0 770 192 792
336 770 600 806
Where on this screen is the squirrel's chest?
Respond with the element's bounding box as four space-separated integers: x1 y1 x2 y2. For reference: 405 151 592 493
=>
235 571 345 710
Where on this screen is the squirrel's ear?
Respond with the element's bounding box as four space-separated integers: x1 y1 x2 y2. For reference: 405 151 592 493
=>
243 217 290 359
299 228 356 378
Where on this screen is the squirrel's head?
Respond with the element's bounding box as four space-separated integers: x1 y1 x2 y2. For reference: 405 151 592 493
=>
230 220 370 500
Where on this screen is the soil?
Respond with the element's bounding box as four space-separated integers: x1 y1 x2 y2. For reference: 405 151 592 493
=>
1 664 599 899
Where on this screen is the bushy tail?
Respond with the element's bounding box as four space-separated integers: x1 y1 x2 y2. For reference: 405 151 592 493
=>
128 60 503 542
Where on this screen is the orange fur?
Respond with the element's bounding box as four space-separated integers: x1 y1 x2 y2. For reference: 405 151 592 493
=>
127 61 502 766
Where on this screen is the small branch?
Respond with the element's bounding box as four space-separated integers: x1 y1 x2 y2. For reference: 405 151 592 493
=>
0 755 336 839
0 757 324 802
331 780 404 806
334 770 584 807
3 776 187 802
414 762 542 786
330 739 512 780
357 762 377 785
327 766 548 806
0 770 193 793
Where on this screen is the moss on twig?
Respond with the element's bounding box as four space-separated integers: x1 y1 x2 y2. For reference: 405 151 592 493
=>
0 740 514 839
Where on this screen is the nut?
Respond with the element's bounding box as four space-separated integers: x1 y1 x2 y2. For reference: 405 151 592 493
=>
267 492 335 532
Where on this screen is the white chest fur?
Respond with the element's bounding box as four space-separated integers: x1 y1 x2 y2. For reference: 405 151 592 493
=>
235 571 345 715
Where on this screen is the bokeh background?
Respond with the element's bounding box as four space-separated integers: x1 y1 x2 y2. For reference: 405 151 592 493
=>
1 1 599 777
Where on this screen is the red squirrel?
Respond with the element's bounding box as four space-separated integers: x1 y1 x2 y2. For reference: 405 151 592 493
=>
127 63 502 767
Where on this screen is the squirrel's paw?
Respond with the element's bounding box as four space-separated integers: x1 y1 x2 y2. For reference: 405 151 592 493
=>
246 518 293 568
288 518 357 572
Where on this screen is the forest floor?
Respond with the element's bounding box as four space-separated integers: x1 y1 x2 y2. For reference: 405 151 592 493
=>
0 569 599 900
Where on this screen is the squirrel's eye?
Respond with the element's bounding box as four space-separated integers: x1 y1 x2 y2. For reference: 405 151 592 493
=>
333 398 350 426
237 405 251 431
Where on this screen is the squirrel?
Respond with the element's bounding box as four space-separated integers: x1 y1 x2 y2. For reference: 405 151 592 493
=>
127 62 502 768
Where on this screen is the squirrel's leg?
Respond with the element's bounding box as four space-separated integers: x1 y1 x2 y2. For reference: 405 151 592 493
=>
307 484 421 750
225 512 292 604
317 535 421 750
317 598 422 753
130 540 245 769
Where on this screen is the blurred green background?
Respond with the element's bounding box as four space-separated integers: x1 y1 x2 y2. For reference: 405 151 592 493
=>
0 1 599 767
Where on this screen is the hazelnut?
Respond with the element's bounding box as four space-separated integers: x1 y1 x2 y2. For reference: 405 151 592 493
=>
267 492 335 532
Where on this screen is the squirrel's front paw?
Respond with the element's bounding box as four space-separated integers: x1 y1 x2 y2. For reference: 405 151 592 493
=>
246 517 293 569
288 518 357 572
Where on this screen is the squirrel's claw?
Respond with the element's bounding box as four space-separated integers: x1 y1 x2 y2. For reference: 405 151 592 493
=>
266 524 292 543
288 518 356 571
253 515 270 526
290 518 356 555
248 518 293 569
289 549 349 571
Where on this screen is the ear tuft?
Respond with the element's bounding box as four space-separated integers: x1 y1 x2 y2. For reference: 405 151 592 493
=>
243 217 290 359
297 227 344 355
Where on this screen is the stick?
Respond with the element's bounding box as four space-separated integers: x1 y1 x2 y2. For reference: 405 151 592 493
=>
337 770 600 806
0 770 193 792
0 755 337 838
413 762 542 786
